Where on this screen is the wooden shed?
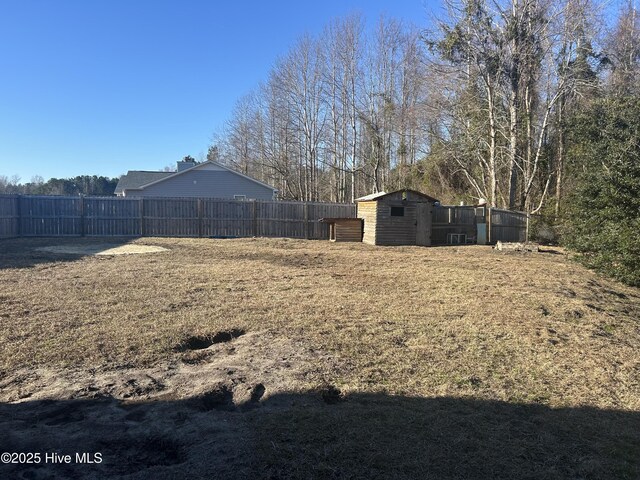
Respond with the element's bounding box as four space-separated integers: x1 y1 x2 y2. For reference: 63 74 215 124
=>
356 190 439 246
320 218 363 242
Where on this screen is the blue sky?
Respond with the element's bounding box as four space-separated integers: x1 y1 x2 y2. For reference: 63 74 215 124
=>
0 0 433 181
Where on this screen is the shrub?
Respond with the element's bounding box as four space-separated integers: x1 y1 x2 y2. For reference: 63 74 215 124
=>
563 97 640 286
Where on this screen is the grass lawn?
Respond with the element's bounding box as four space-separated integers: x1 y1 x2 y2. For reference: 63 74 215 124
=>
1 237 639 479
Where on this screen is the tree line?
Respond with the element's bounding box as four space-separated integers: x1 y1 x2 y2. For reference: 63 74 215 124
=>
0 175 119 196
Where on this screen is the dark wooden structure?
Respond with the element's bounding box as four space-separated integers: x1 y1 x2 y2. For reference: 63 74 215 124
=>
320 218 363 242
356 190 438 246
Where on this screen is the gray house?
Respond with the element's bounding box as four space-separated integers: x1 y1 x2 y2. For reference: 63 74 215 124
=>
115 160 277 200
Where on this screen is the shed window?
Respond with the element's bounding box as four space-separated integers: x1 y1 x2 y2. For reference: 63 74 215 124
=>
234 195 247 201
390 206 405 217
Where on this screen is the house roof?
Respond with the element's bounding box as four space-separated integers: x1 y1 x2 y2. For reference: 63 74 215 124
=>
114 171 174 194
356 189 439 203
116 161 278 195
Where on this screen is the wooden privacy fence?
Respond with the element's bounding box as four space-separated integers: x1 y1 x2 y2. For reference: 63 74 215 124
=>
0 195 356 240
432 205 527 245
489 208 528 243
0 195 527 244
0 195 20 238
432 206 481 245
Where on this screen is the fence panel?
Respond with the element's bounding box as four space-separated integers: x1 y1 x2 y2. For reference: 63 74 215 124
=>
19 196 81 236
143 198 199 237
202 199 254 237
0 195 19 238
257 201 306 238
432 206 477 245
490 208 527 243
84 197 141 236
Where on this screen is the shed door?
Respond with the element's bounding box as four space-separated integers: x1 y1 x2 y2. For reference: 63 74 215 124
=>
416 203 432 246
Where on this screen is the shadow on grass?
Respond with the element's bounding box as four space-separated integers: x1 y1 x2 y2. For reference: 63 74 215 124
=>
1 392 638 479
0 237 137 270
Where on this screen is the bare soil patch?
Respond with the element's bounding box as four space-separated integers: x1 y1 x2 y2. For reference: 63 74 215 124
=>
0 236 639 478
176 328 246 351
36 243 168 256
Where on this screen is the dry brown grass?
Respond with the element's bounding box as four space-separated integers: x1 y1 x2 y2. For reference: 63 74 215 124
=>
1 236 639 478
2 236 638 409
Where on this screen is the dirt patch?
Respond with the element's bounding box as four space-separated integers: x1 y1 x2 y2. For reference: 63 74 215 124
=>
176 329 246 352
197 384 235 411
0 329 332 407
35 244 168 256
0 328 336 477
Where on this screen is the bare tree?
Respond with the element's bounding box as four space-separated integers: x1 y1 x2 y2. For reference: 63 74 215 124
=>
606 0 640 95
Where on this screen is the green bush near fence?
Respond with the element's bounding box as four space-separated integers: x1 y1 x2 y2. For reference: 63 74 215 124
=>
564 97 640 287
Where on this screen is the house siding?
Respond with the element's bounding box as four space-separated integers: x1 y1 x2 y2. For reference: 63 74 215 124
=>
126 170 276 200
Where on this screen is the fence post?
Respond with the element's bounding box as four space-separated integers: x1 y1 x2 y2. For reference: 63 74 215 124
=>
198 198 203 238
487 207 492 244
304 203 310 240
79 195 85 237
251 200 258 237
139 198 145 236
526 213 530 243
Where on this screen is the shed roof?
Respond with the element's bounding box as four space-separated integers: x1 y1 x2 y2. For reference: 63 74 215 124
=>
356 191 388 201
356 189 439 203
